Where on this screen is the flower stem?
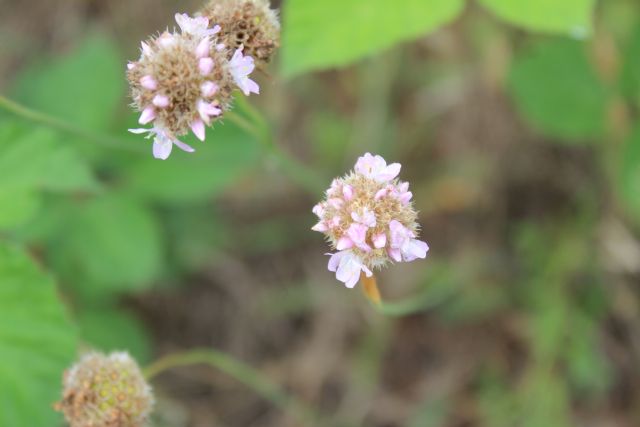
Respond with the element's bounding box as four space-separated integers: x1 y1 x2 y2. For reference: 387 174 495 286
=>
360 273 382 305
0 94 144 152
144 348 324 426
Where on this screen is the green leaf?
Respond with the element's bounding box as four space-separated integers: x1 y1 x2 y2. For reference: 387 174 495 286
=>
0 189 40 229
77 307 152 363
0 243 78 427
508 40 609 141
281 0 464 77
54 194 164 296
478 0 595 35
123 124 259 203
11 33 124 130
0 122 98 193
619 126 640 219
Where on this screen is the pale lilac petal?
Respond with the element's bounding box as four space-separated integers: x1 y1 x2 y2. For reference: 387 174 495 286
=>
329 216 341 228
403 239 429 262
197 100 222 122
139 107 156 124
336 254 363 288
127 62 136 70
312 203 325 217
128 128 150 134
158 32 175 47
373 233 387 249
216 43 226 51
199 57 214 75
196 37 210 58
173 139 195 153
336 237 354 251
347 223 371 252
191 119 206 141
398 182 409 192
201 81 218 97
243 78 260 95
312 221 328 232
153 138 173 160
388 247 402 262
377 163 401 182
327 252 341 272
152 94 170 108
140 75 157 90
211 24 221 34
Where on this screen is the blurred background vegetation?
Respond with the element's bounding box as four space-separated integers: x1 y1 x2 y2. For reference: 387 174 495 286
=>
1 0 640 426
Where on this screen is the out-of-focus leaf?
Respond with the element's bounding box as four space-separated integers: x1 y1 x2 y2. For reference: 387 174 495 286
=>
0 243 77 427
0 189 39 229
508 40 609 141
11 33 124 130
281 0 464 77
122 124 259 203
478 0 595 35
54 194 164 296
77 307 152 363
0 122 98 193
619 126 640 220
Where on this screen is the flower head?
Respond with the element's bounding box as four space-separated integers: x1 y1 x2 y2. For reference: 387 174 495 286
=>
56 351 153 427
313 153 429 288
199 0 281 65
127 13 235 159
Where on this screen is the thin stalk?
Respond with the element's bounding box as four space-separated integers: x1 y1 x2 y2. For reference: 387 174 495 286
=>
144 348 324 426
0 94 143 152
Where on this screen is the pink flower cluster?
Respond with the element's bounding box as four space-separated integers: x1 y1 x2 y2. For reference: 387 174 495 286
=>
313 153 429 288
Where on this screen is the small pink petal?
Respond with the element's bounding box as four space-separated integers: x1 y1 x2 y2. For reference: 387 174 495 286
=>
140 75 157 90
399 191 413 205
216 43 226 51
336 237 354 251
201 81 218 97
312 221 328 232
152 94 170 108
173 139 195 153
191 119 206 141
388 248 402 262
211 24 221 34
153 138 172 160
312 203 325 217
343 185 354 201
141 41 152 56
374 188 387 200
328 198 343 209
373 233 387 249
127 62 136 70
138 107 156 124
199 57 214 75
196 37 210 58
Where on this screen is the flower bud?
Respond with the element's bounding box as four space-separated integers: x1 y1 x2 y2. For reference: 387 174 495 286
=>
56 352 153 427
199 0 280 65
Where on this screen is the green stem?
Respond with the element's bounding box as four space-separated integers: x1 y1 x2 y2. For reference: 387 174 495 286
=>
144 348 323 426
0 94 143 152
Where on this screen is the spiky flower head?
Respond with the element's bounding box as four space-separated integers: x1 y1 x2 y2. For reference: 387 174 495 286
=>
313 153 429 288
56 351 153 427
199 0 280 65
127 13 259 159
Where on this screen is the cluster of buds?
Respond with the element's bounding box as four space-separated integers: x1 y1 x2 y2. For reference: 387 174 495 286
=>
313 153 429 288
56 352 153 427
127 0 280 160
